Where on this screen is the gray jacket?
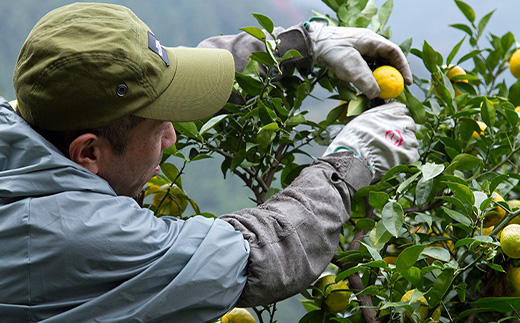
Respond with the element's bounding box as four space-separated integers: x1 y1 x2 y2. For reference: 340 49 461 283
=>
0 25 372 323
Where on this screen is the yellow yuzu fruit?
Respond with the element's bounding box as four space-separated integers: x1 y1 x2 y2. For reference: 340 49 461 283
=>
510 49 520 78
313 274 351 313
446 65 468 97
483 192 507 228
501 224 520 259
507 200 520 225
508 266 520 297
383 256 398 266
373 65 404 99
471 121 487 139
151 184 188 217
221 308 256 323
401 289 440 322
482 226 494 236
446 65 468 82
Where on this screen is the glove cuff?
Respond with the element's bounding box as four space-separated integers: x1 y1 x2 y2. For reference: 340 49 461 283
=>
303 16 329 31
317 151 373 192
333 146 358 156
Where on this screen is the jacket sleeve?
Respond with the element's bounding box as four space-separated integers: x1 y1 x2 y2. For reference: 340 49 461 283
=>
197 24 314 76
219 151 372 307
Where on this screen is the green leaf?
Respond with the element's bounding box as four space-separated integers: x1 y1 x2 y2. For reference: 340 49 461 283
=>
239 26 266 41
199 114 228 135
321 0 341 11
369 221 393 250
396 245 426 273
489 174 508 196
298 310 323 323
161 163 180 184
442 206 472 226
447 37 466 66
190 154 212 162
335 265 365 281
444 181 475 206
397 171 421 195
337 250 364 263
458 49 483 64
486 262 505 273
377 0 393 30
287 114 306 126
361 241 383 261
379 165 410 184
422 41 440 73
173 122 201 140
369 191 390 209
420 163 445 181
477 10 495 37
450 23 473 37
501 32 515 53
279 49 303 62
481 97 496 128
470 297 520 313
416 178 433 207
436 195 467 215
355 0 378 28
355 218 376 231
356 285 381 296
235 72 263 96
399 38 413 57
382 200 404 237
252 13 274 34
445 153 482 172
425 269 455 307
454 236 492 248
422 247 451 262
509 81 520 106
249 51 276 67
405 90 426 124
230 150 247 171
456 282 468 302
347 95 369 117
337 4 350 25
454 0 475 23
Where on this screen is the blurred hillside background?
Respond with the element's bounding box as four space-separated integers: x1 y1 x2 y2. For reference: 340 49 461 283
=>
2 1 520 321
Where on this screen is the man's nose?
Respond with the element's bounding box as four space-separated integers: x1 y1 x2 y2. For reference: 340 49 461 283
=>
162 122 176 151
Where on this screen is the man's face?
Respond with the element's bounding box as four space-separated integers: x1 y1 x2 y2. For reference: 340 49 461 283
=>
97 119 176 197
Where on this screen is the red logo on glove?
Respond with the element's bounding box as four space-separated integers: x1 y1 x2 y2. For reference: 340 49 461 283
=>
385 129 403 147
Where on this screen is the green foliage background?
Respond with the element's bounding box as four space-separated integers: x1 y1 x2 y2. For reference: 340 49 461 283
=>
6 1 520 322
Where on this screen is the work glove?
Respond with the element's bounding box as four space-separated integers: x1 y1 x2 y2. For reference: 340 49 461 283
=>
323 102 419 183
307 19 413 99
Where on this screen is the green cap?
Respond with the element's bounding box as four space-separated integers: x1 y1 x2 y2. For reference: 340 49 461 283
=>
13 3 235 131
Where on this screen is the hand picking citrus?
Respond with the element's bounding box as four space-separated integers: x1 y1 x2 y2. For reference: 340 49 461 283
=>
221 308 256 323
401 289 440 322
510 49 520 78
501 224 520 258
313 274 351 313
373 65 404 99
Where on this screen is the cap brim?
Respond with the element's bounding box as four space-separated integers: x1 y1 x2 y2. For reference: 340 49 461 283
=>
133 47 235 122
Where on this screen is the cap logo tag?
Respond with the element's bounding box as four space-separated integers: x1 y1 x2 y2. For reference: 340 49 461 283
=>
148 31 169 66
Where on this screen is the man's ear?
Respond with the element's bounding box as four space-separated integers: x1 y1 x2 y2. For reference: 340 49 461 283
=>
68 133 108 174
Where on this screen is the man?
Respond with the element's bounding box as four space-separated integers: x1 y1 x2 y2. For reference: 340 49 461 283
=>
0 2 418 322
